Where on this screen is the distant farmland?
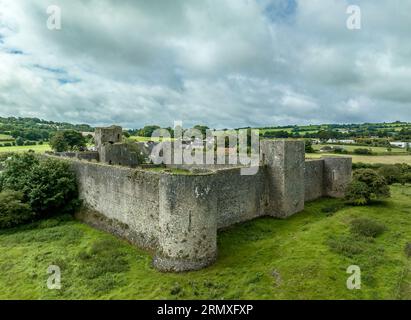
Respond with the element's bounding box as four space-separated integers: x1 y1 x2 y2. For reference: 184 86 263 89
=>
307 153 411 165
0 134 14 142
313 144 407 155
0 144 51 153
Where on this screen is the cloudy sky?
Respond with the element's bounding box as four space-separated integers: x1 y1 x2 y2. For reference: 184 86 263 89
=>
0 0 410 129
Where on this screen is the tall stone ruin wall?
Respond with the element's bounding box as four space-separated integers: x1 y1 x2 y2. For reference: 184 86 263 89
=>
68 160 268 271
71 161 161 250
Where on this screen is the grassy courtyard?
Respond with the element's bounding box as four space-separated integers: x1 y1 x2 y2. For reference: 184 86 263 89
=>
1 185 411 300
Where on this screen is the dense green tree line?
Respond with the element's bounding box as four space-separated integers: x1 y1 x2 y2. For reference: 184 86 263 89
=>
0 117 93 142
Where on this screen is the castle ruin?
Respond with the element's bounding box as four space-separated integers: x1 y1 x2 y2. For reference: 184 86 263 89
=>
48 126 352 272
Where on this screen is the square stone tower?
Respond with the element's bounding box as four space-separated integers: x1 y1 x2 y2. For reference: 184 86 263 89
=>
94 125 123 150
260 140 305 218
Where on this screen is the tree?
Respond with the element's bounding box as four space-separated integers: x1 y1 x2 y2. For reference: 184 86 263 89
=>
304 139 315 153
50 132 69 152
24 158 79 216
193 125 210 139
50 130 86 152
0 153 79 218
345 169 390 205
15 136 24 146
0 153 39 192
139 125 161 137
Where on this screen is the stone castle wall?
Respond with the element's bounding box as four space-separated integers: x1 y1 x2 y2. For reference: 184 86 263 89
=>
71 161 161 250
213 167 268 229
52 140 352 272
304 159 324 202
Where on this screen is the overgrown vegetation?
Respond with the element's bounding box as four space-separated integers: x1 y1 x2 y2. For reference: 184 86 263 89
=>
0 152 79 228
350 218 387 238
0 190 33 229
77 239 130 293
345 169 390 205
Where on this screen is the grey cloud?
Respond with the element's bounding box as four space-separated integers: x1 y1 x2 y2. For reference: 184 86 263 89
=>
0 0 410 129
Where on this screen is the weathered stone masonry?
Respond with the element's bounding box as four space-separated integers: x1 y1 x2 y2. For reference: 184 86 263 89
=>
57 140 352 272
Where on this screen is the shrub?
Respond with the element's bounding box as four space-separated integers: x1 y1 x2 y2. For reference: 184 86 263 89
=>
304 140 314 153
24 159 79 216
0 152 14 162
0 190 34 229
345 169 390 205
15 137 24 146
350 218 386 238
170 283 183 296
0 153 39 192
352 162 382 170
327 235 368 257
354 148 373 155
345 180 372 205
334 147 348 154
378 165 402 184
402 173 411 184
0 153 79 219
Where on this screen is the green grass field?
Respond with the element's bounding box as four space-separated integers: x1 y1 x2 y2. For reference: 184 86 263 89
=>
1 185 411 300
307 153 411 165
0 134 14 142
314 144 407 154
0 144 51 153
129 136 173 142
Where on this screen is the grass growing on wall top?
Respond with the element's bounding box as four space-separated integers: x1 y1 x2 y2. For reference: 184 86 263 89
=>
1 185 411 299
143 167 193 175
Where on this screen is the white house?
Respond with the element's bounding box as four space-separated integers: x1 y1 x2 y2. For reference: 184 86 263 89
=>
390 141 409 149
326 139 338 144
326 139 355 144
339 139 356 144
